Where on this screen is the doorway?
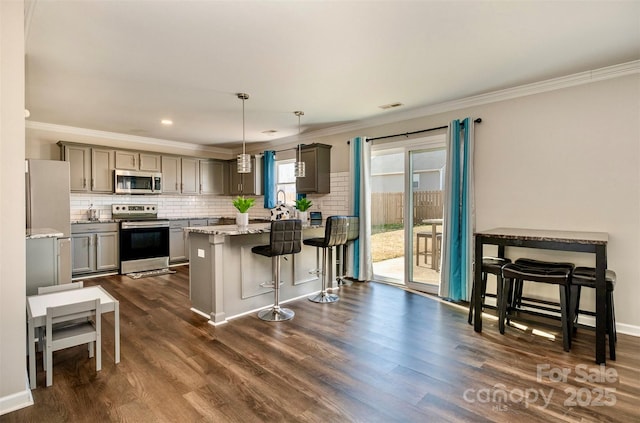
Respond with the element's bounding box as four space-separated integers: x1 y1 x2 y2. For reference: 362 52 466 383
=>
370 135 446 294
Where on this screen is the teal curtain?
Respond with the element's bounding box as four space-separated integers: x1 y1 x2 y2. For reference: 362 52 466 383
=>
263 151 276 208
348 136 373 281
440 118 475 301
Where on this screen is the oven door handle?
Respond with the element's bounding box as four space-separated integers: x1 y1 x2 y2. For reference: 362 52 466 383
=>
121 221 170 229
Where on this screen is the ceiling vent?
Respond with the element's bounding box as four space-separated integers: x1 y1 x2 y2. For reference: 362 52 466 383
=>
378 102 404 110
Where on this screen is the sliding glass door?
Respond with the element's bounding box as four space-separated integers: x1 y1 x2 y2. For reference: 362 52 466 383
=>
370 135 446 294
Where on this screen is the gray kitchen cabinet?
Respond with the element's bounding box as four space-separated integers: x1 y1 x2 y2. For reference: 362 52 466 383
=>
91 148 115 192
169 220 189 263
26 237 58 295
169 219 210 263
200 159 227 195
115 150 138 170
161 156 181 193
181 158 200 194
296 143 331 194
63 144 114 193
65 145 90 192
162 156 200 194
116 150 161 172
228 157 261 195
71 223 119 275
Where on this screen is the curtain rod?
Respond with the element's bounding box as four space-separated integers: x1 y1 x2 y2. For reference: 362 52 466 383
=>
270 145 302 154
356 118 482 143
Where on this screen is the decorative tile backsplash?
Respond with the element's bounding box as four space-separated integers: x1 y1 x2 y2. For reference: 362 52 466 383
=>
70 172 351 221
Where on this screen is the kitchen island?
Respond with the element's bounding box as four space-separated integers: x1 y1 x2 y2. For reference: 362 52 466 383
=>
185 223 328 325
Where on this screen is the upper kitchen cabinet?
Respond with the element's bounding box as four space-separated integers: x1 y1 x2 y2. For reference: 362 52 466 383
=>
61 144 114 193
115 150 161 172
181 157 199 194
296 143 331 194
200 159 227 195
228 156 262 196
161 156 200 194
161 156 180 194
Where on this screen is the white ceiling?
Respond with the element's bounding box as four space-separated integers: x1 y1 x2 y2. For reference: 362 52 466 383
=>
25 1 640 149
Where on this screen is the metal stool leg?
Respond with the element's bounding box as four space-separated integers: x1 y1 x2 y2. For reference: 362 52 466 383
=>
258 256 295 321
336 245 353 286
309 247 339 303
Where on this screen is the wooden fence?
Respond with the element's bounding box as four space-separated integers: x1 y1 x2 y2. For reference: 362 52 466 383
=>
371 190 443 226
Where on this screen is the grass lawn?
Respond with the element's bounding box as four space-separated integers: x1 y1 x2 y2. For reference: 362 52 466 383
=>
371 224 442 262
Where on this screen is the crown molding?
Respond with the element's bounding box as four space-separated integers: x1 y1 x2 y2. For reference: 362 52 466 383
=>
297 60 640 141
25 121 233 155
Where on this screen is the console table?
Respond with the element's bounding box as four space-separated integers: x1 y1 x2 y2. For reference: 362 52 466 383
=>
473 227 609 364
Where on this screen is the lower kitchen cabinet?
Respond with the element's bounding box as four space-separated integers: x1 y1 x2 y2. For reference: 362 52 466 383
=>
169 220 189 263
170 219 211 263
26 237 58 295
71 223 119 275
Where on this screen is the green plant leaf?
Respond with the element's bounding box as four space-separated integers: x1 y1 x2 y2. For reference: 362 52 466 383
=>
295 198 312 211
232 196 255 213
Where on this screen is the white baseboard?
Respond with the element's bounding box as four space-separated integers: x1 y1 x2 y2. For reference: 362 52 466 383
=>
0 375 33 416
577 315 640 337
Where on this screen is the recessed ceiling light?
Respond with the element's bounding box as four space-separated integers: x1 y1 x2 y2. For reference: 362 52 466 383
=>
378 102 404 110
262 129 277 135
161 119 173 125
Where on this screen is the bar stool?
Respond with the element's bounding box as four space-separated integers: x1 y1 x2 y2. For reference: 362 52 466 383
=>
511 258 575 309
467 257 511 331
337 216 359 286
304 216 349 303
501 263 573 351
251 219 302 321
416 232 442 270
570 267 617 360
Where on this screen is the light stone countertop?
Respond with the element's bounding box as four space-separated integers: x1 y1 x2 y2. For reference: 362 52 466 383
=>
26 228 63 239
184 222 322 236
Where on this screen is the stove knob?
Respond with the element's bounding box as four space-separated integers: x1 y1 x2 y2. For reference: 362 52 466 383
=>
115 206 120 211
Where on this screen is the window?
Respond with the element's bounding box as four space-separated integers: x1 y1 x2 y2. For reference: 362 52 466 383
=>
276 159 297 205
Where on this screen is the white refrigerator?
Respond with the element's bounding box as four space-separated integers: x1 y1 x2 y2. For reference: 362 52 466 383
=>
25 159 72 289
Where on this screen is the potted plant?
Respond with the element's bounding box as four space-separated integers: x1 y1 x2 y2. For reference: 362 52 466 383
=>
232 196 255 228
294 197 312 223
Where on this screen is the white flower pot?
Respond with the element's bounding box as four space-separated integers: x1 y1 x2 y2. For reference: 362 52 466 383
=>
298 210 308 224
236 212 249 228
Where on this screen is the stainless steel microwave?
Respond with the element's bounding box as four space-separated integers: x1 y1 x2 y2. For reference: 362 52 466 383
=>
114 170 162 194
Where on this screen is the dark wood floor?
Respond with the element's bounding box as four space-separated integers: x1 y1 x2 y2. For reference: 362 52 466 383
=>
4 266 640 422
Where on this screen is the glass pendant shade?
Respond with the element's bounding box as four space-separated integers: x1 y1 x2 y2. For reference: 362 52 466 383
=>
294 159 305 178
237 153 252 173
237 93 251 174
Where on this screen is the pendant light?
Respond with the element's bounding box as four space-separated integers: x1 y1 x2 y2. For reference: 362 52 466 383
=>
237 93 251 174
294 111 305 178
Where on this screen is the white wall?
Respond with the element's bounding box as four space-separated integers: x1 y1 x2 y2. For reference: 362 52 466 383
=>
471 75 640 334
0 0 32 414
306 74 640 333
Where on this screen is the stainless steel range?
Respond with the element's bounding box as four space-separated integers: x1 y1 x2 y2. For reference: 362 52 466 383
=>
112 204 170 274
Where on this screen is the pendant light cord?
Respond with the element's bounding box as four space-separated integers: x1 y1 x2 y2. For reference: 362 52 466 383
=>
242 95 246 155
297 112 301 161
